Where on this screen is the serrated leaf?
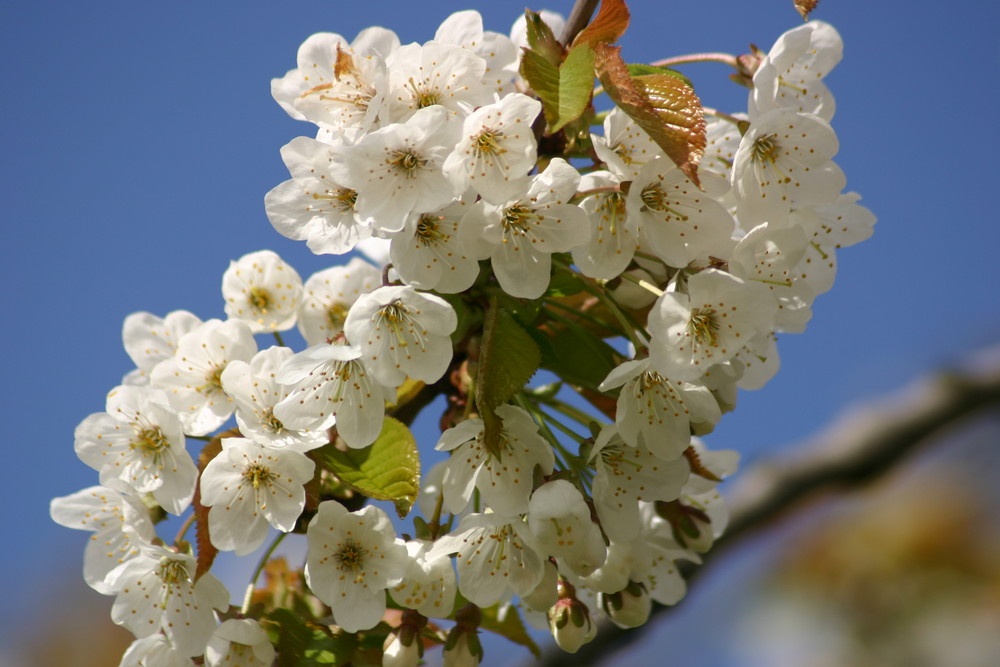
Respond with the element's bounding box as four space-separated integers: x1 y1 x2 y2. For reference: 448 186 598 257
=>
523 10 564 66
594 43 705 187
264 608 357 667
193 429 238 579
479 602 541 658
315 417 420 519
626 63 694 88
795 0 820 20
571 0 631 48
520 44 595 134
476 305 541 414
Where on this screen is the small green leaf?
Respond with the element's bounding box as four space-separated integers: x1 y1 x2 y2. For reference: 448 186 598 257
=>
520 44 595 134
523 10 564 66
264 608 358 667
315 417 420 519
476 304 542 415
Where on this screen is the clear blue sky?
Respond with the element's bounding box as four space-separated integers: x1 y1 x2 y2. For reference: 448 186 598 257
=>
3 0 999 664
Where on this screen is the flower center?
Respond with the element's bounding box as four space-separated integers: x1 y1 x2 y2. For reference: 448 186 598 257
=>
242 463 274 489
751 134 780 164
408 78 440 108
388 150 425 178
501 205 538 236
262 409 284 433
416 214 447 246
326 302 349 331
639 185 689 221
249 287 272 313
335 538 369 571
474 130 504 157
200 364 225 394
688 308 720 346
131 427 168 454
158 558 189 585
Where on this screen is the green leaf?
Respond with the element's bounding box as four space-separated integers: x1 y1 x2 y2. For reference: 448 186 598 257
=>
476 304 542 415
523 10 564 66
626 63 694 88
264 608 358 667
544 266 586 297
570 0 631 48
594 43 706 187
540 316 619 390
479 602 542 658
315 417 420 519
520 44 595 134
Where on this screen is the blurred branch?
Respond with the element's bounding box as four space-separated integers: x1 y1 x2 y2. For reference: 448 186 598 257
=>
532 346 1000 666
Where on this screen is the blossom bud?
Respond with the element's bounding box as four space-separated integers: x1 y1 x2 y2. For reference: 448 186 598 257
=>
443 604 483 667
382 611 426 667
599 580 652 629
657 500 715 553
547 579 597 654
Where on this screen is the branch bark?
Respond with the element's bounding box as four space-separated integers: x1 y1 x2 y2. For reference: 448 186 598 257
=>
531 346 1000 666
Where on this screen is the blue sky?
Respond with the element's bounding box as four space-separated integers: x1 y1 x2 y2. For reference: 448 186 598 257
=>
3 0 999 664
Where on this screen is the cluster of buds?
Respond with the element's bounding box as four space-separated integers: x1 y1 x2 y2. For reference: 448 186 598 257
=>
51 1 873 665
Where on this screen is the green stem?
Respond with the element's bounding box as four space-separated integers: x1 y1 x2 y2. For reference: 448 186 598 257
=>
241 532 287 615
542 298 625 336
538 395 603 430
516 394 580 474
273 331 286 347
618 271 665 298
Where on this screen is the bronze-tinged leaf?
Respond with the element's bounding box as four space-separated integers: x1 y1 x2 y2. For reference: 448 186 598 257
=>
571 0 631 48
523 10 565 66
794 0 820 20
192 429 238 580
594 43 705 187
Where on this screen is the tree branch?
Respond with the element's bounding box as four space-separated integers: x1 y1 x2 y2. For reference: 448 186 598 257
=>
559 0 600 46
531 346 1000 666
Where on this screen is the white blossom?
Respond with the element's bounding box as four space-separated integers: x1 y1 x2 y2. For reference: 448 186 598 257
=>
389 539 457 618
50 484 155 594
384 42 492 123
220 346 327 450
344 285 457 386
150 319 257 436
435 404 554 516
429 512 545 608
109 543 229 657
200 436 315 555
331 106 461 231
305 502 409 633
443 93 541 204
389 198 482 293
119 634 195 667
589 425 690 542
647 269 777 381
265 134 371 256
204 619 275 667
222 250 303 333
599 358 721 460
297 257 381 346
460 158 590 298
528 480 606 577
74 386 197 515
571 171 637 280
274 342 394 449
122 310 202 386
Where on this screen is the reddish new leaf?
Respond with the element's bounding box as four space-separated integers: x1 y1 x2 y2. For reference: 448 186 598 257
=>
594 43 705 187
794 0 820 20
571 0 631 48
193 429 237 579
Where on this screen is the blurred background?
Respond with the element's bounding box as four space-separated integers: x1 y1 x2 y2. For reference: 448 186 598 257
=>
3 0 999 664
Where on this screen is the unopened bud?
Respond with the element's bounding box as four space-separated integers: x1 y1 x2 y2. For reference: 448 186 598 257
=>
599 580 652 629
547 579 597 653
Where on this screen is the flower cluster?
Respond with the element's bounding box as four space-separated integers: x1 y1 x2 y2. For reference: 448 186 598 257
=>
52 4 873 665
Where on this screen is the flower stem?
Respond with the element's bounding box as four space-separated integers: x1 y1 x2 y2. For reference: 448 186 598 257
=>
241 532 287 615
650 52 739 69
273 331 286 347
618 270 665 298
173 513 196 546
